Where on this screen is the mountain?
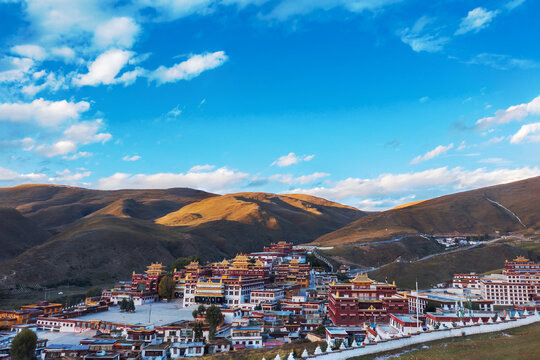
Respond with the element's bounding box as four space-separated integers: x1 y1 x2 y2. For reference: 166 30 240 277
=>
0 185 365 286
0 185 215 233
0 208 50 262
156 192 364 241
313 176 540 247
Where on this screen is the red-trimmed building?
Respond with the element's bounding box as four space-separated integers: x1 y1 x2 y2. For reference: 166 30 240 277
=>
211 254 270 279
264 241 293 254
274 259 311 289
131 263 166 293
328 273 407 326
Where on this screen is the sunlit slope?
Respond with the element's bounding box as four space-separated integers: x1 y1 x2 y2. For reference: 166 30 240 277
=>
313 176 540 246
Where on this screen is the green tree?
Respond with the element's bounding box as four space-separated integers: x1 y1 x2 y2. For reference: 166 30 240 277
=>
248 257 256 264
119 298 128 312
197 304 206 315
275 300 282 311
254 304 262 311
127 299 135 312
313 325 326 337
192 309 199 319
10 328 37 360
158 275 174 299
424 301 439 313
192 321 203 341
205 305 222 340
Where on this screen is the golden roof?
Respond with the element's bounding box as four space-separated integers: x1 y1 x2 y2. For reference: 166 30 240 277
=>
254 259 264 267
352 273 374 284
145 262 166 275
513 256 530 263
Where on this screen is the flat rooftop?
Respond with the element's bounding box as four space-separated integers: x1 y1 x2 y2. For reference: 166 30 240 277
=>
72 301 196 327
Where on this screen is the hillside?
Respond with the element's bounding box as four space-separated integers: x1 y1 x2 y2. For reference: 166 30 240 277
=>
313 176 540 247
0 185 215 232
156 192 364 238
0 186 365 286
0 208 50 262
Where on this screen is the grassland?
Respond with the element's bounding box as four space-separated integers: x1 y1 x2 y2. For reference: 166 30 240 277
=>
352 321 540 360
368 238 540 289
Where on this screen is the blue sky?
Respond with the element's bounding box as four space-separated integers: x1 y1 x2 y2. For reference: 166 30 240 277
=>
0 0 539 210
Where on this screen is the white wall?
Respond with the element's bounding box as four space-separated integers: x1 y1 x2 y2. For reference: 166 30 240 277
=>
304 313 540 359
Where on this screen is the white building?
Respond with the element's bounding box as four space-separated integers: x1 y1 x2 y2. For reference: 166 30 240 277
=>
230 327 263 349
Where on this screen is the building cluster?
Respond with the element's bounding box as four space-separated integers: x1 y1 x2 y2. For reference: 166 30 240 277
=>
1 241 539 359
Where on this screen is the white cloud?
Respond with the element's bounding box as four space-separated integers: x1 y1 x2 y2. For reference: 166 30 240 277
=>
0 98 90 126
466 53 539 70
190 164 215 172
150 51 228 85
34 119 111 158
355 195 417 211
122 155 141 161
62 151 93 160
271 172 330 185
400 16 449 53
457 141 467 151
36 140 78 157
94 17 140 49
505 0 526 10
271 152 315 167
0 137 36 151
288 166 540 205
167 105 183 118
22 72 66 96
50 46 76 62
96 167 249 192
52 168 91 183
63 119 112 144
11 44 47 61
475 94 540 129
73 49 134 86
0 165 47 182
478 158 512 166
455 7 499 35
510 122 540 144
410 143 453 164
419 96 429 103
266 0 401 20
0 56 34 82
482 136 505 146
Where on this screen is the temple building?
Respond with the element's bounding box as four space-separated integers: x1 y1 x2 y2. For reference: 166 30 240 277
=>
183 275 265 307
503 256 540 275
327 273 407 326
211 255 270 279
131 263 166 293
264 241 294 254
172 261 212 298
274 259 311 289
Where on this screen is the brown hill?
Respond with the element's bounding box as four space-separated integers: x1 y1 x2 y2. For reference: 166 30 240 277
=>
313 176 540 247
156 192 365 238
0 208 50 263
0 187 365 286
0 185 215 232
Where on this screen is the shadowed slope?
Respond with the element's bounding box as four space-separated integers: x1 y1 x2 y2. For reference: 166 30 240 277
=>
0 208 50 263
